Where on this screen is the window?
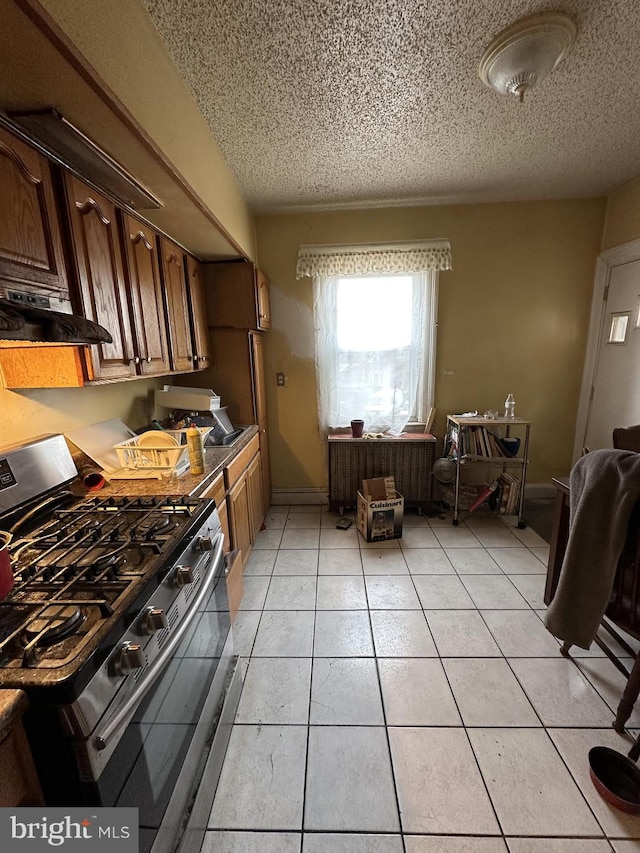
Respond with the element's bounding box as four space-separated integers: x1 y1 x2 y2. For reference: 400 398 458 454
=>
313 270 438 434
608 312 630 344
297 240 451 436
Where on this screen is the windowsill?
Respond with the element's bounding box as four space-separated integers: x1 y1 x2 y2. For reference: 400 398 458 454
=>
328 422 427 436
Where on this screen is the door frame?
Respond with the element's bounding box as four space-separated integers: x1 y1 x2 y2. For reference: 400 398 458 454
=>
573 237 640 462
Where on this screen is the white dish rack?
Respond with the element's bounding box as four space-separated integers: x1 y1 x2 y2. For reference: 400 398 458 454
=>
113 428 212 475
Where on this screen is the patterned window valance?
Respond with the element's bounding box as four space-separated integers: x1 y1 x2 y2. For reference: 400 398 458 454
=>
296 239 452 279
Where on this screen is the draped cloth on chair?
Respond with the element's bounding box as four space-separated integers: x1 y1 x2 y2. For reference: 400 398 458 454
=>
545 449 640 649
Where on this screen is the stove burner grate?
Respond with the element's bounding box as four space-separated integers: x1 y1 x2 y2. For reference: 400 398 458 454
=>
24 605 85 646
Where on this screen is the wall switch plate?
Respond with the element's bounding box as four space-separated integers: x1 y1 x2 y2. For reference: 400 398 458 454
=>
276 372 286 386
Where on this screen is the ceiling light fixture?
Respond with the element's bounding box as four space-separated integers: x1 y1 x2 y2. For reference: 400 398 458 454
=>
479 11 577 103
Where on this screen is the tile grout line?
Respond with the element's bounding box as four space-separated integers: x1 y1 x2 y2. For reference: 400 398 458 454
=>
359 531 408 852
239 509 635 845
451 517 623 843
299 536 318 844
475 570 615 841
433 517 513 844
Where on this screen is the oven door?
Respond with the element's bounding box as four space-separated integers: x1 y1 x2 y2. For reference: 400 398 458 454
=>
81 530 236 853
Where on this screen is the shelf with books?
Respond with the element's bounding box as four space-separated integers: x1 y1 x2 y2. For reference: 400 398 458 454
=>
445 415 531 527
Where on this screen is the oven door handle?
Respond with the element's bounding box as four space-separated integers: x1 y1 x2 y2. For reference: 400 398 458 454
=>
93 533 224 751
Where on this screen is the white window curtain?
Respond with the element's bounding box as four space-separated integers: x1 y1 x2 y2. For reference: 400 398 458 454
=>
301 241 451 436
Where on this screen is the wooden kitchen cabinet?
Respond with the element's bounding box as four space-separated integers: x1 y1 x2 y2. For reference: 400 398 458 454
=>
255 267 271 330
251 332 271 510
246 452 264 541
0 719 44 807
207 261 270 330
119 212 171 376
159 237 193 372
227 475 252 567
0 691 43 807
67 182 205 380
62 175 137 380
0 125 211 386
206 329 272 508
202 472 231 554
207 329 259 426
225 549 243 623
186 254 210 369
0 125 69 298
224 433 263 566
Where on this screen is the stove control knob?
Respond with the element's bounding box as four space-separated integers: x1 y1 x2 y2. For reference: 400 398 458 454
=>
174 565 194 587
196 536 213 551
112 642 145 676
141 606 168 635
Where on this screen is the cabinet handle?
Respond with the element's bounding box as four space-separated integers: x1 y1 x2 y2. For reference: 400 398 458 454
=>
129 356 140 365
192 354 199 364
146 357 152 363
199 356 208 362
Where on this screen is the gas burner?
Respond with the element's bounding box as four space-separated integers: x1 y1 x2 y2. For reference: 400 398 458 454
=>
135 515 174 538
24 605 86 646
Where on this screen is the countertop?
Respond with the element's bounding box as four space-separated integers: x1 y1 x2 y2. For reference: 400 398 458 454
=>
0 689 28 741
95 425 259 498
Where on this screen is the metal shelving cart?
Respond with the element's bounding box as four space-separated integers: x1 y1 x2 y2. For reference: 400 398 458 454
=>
445 415 531 527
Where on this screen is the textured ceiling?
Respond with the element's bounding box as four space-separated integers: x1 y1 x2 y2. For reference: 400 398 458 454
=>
143 0 640 212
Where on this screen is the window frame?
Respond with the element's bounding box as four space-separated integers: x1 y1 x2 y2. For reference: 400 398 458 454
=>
313 269 439 432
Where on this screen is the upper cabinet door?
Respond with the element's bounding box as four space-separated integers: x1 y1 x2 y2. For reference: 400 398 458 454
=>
159 237 193 372
186 254 210 369
255 268 271 330
207 261 271 330
0 126 69 296
63 175 136 379
120 213 171 376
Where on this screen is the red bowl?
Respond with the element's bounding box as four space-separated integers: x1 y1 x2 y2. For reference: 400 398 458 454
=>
589 746 640 814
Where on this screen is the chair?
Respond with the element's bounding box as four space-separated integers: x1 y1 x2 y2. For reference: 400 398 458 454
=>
613 424 640 452
607 426 640 731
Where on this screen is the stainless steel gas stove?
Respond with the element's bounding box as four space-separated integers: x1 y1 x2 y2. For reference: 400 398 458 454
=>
0 435 241 853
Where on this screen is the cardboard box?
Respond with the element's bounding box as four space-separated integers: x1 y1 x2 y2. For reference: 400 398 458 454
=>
356 476 404 542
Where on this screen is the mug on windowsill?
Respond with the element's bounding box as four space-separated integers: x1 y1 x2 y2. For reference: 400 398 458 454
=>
351 419 365 438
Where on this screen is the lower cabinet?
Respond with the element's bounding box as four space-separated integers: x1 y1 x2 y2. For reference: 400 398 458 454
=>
225 549 243 623
223 434 264 568
202 472 230 554
246 453 264 541
227 475 252 567
202 434 265 614
0 711 44 807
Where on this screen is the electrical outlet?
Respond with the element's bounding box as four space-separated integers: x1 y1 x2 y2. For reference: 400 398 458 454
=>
276 372 286 387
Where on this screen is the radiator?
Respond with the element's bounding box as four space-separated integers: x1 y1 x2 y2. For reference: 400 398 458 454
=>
328 434 436 510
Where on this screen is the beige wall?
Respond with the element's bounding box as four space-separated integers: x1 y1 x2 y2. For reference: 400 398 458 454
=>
602 177 640 250
0 377 165 449
257 199 606 491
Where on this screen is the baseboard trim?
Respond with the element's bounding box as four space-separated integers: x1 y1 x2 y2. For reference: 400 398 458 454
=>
524 482 556 500
270 488 328 506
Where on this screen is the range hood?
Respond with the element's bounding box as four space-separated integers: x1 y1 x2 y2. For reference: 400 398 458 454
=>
7 109 163 211
0 291 112 345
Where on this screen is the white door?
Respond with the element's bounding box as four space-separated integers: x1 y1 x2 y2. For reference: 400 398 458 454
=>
583 258 640 450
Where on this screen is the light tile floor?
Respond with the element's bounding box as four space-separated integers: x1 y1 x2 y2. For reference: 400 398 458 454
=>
203 505 640 852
